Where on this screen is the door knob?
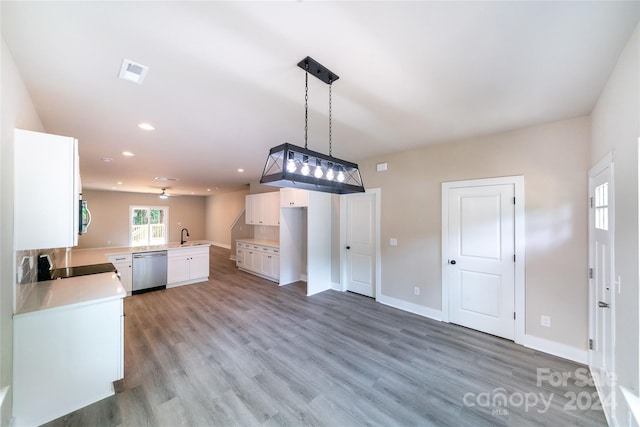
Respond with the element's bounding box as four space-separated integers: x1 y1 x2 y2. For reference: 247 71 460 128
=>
598 301 610 308
450 260 456 265
346 246 351 250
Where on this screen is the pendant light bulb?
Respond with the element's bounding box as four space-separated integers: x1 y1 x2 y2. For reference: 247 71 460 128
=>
326 163 335 181
314 159 323 178
286 151 297 173
337 167 345 183
301 155 310 176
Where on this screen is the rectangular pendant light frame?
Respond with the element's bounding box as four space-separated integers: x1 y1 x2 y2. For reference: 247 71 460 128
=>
260 143 365 194
260 56 363 195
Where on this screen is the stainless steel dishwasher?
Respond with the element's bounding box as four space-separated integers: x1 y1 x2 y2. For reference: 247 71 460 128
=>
132 250 167 294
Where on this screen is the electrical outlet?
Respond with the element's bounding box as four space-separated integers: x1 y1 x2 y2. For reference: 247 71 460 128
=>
414 286 420 296
390 238 398 246
541 315 551 327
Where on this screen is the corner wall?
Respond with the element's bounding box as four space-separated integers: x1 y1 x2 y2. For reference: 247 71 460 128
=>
205 188 249 248
590 23 640 424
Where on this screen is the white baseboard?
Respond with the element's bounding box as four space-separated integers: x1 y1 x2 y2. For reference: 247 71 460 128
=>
376 293 443 322
212 242 231 249
520 334 587 364
331 281 343 291
620 386 640 427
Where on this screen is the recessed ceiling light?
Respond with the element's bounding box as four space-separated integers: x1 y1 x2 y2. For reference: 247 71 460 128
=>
207 188 211 192
117 181 123 185
118 59 149 84
237 169 244 173
138 123 155 131
122 151 135 157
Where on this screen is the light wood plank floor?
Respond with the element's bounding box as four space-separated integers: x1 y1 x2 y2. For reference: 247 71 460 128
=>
46 246 607 426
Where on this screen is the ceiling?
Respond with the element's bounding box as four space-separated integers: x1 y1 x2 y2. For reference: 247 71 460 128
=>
2 1 638 196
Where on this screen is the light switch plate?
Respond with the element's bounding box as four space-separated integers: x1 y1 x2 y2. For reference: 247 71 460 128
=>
390 238 398 246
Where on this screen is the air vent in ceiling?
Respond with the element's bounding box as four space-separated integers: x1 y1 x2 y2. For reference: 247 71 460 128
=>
118 59 149 84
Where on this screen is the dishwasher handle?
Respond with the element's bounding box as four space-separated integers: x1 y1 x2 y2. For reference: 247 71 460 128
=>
133 251 167 259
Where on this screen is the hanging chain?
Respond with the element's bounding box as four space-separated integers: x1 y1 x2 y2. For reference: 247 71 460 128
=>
304 63 309 150
328 80 333 156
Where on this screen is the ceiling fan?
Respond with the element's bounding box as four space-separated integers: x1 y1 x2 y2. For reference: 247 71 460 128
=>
159 188 172 199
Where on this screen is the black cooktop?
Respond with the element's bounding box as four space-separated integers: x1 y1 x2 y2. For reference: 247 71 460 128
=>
40 263 117 281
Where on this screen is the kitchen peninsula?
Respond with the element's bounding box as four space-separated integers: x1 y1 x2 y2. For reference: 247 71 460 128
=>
67 241 212 295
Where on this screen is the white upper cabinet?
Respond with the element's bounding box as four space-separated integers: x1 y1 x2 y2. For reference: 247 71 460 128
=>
245 192 280 226
14 129 80 250
280 188 308 208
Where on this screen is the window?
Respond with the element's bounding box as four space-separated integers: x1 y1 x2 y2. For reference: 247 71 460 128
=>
130 206 169 246
595 183 608 231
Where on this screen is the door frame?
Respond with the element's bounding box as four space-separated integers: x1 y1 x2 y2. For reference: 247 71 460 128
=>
587 152 616 424
339 188 381 299
441 176 525 344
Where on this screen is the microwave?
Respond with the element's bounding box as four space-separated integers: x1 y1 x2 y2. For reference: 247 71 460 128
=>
79 199 91 234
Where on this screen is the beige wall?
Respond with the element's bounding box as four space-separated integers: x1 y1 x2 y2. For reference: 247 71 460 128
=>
1 36 45 426
591 23 639 422
205 188 249 248
78 190 206 249
359 116 590 349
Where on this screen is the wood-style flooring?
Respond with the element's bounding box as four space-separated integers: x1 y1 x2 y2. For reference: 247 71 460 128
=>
45 246 607 427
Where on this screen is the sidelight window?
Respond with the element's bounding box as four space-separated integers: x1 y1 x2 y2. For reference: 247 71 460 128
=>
130 206 169 246
594 183 608 231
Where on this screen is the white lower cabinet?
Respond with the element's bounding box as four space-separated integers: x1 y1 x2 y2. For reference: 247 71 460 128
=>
236 241 279 282
107 254 132 295
13 298 123 427
167 246 210 287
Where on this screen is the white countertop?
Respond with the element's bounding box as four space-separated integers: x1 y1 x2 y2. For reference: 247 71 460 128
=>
236 238 280 248
16 272 126 316
65 241 212 267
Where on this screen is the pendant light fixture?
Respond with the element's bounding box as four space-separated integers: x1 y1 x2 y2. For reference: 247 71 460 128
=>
260 57 365 194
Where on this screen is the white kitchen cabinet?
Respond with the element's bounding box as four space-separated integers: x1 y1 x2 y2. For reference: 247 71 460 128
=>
245 194 257 225
14 128 81 250
245 192 280 226
280 187 308 208
261 250 280 279
167 246 210 287
13 296 123 427
107 254 132 295
236 240 279 282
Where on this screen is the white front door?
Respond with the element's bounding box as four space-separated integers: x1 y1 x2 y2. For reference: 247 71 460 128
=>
588 155 615 421
346 192 376 297
447 184 515 340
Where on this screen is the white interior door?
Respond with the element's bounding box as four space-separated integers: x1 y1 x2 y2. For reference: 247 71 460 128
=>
447 184 515 340
588 156 615 420
346 192 376 297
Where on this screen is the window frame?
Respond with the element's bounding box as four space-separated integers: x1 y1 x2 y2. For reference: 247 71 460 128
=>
129 205 170 247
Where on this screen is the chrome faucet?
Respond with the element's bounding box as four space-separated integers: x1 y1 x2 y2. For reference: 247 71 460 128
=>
180 228 190 244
